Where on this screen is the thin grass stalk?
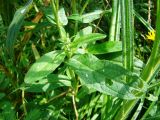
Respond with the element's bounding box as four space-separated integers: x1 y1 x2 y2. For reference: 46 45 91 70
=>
109 0 119 41
133 10 154 31
80 0 90 15
115 1 121 41
74 0 90 35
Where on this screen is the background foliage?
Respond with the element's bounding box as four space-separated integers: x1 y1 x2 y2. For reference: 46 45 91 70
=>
0 0 160 120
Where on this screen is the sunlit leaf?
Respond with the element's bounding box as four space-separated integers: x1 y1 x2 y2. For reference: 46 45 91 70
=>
87 41 122 54
71 33 106 48
82 10 103 23
24 50 66 84
74 26 92 40
67 53 144 99
58 7 68 25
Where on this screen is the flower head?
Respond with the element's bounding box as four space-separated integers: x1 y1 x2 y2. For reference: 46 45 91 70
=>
146 30 155 41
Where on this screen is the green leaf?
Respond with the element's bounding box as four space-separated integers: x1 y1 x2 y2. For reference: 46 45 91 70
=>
58 7 68 25
87 41 122 54
74 26 92 40
71 33 106 48
6 0 33 57
68 10 103 23
24 50 66 84
24 74 71 92
82 10 103 23
67 53 144 99
68 14 82 22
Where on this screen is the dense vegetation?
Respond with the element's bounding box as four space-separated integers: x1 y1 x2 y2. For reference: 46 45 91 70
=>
0 0 160 119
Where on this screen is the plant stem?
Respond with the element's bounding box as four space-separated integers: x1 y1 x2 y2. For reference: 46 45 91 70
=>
121 0 134 74
115 0 135 119
72 94 79 120
72 0 77 13
22 90 27 115
51 0 66 40
80 0 90 15
47 90 69 103
109 0 119 41
74 0 90 35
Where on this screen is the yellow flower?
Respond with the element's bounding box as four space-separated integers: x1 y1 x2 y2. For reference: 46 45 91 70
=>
146 30 155 41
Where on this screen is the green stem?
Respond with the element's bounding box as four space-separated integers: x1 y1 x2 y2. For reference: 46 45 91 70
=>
22 90 27 115
51 0 68 43
80 0 90 15
121 0 134 74
115 2 121 41
72 94 79 120
74 0 90 35
72 0 77 13
109 0 119 41
114 0 135 119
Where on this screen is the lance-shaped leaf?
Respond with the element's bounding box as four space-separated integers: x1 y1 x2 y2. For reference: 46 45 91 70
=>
6 0 33 57
82 10 103 23
24 50 66 84
87 41 122 54
71 33 106 48
67 53 145 99
58 7 68 25
74 26 92 40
